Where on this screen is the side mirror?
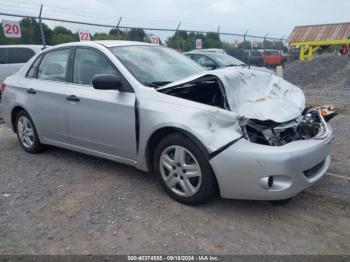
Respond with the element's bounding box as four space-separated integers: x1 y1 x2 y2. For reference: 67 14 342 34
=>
92 74 123 91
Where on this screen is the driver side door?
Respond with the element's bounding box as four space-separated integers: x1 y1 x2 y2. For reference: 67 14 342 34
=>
65 47 137 162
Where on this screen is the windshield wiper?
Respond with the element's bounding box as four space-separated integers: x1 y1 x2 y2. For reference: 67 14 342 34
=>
143 81 172 88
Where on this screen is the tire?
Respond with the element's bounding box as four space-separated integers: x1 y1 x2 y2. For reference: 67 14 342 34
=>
15 110 44 154
153 133 217 205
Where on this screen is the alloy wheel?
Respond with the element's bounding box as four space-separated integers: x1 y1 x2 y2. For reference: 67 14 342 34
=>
159 145 202 197
17 116 35 149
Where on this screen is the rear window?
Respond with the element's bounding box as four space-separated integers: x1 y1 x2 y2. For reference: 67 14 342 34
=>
37 49 70 82
9 48 35 64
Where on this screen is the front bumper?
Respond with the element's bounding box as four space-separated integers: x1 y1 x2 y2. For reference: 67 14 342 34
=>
209 127 333 200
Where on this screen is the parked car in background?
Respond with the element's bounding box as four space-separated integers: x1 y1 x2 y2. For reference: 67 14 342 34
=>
243 50 264 67
281 51 289 65
0 45 44 99
0 41 333 205
184 50 275 75
260 49 282 67
0 45 44 82
224 48 245 61
194 48 227 54
288 47 300 61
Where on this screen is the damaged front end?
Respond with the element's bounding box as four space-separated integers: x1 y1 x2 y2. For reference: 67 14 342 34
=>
239 105 335 146
158 68 335 148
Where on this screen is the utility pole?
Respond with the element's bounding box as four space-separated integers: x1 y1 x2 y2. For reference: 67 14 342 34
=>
38 4 46 49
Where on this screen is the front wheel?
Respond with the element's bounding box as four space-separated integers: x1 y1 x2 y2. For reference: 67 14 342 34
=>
153 133 217 205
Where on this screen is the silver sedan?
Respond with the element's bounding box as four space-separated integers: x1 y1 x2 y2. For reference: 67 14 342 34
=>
0 41 334 205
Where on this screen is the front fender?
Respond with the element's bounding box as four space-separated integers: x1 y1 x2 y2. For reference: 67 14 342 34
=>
136 96 242 171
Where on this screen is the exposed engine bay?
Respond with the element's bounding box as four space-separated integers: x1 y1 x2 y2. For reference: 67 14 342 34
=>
159 75 229 110
239 105 336 146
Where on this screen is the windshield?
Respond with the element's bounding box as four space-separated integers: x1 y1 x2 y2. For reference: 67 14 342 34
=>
211 53 246 66
109 45 204 87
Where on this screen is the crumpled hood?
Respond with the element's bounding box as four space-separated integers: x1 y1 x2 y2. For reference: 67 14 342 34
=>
161 67 305 123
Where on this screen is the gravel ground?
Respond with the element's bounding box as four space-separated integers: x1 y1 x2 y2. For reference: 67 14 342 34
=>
284 55 350 178
0 56 349 255
0 124 349 255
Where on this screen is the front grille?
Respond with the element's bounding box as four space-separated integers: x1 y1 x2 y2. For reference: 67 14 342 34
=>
303 160 325 178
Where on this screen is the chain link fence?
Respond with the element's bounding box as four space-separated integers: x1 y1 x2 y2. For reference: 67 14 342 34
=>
0 2 287 51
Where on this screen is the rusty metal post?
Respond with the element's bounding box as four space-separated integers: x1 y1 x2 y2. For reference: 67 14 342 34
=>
243 30 249 47
263 33 269 49
280 35 285 51
116 16 122 38
39 4 46 49
176 21 181 50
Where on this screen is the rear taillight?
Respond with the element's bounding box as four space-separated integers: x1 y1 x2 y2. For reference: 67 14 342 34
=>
0 82 6 94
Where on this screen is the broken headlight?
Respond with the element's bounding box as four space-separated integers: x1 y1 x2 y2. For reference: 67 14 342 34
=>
304 105 337 122
239 107 331 146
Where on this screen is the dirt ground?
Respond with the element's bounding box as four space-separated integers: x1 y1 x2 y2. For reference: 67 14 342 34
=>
0 56 350 255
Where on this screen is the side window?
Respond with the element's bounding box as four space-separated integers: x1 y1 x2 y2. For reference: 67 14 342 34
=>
9 48 35 64
38 49 70 82
0 48 9 64
27 55 42 78
73 48 118 85
193 55 216 68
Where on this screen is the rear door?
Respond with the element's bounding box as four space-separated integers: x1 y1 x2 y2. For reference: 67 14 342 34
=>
9 47 36 75
0 48 10 82
25 48 72 143
65 47 137 160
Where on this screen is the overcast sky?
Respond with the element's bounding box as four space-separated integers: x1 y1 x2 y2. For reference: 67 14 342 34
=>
3 0 350 41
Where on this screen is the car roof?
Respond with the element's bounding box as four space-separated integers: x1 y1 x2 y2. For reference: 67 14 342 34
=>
53 40 156 49
186 48 225 53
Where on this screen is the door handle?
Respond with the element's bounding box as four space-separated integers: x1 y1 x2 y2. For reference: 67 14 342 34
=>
66 95 80 102
27 88 36 95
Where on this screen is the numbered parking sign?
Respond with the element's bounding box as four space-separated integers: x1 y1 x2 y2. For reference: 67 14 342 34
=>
195 39 202 49
2 20 21 38
151 35 160 45
79 31 91 41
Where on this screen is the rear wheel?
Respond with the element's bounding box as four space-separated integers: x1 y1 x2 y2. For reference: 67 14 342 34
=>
154 133 217 205
15 110 44 153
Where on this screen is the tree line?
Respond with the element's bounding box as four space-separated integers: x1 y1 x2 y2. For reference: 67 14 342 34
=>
0 18 284 51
